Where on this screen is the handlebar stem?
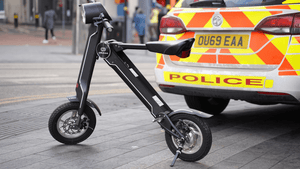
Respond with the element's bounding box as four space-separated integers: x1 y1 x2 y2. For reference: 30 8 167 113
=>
111 41 147 51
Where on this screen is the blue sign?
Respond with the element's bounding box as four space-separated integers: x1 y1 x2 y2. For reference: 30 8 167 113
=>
0 0 4 10
117 3 124 16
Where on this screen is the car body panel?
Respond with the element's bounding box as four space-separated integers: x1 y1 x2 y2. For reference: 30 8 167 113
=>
155 1 300 104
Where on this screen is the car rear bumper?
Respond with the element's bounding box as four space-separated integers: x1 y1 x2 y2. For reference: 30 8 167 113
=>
159 84 300 105
155 55 300 105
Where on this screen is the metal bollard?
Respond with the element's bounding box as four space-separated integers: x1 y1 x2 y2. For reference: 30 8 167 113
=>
14 13 18 28
35 13 39 28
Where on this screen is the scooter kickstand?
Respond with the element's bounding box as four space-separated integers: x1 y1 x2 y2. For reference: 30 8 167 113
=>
170 147 182 167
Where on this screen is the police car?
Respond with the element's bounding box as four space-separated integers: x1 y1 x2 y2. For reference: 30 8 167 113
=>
155 0 300 115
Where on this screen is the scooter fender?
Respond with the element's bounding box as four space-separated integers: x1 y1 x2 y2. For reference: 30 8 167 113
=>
67 96 102 116
168 109 212 119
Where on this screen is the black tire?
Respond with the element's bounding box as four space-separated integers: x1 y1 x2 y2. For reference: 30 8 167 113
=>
48 102 96 145
165 113 212 162
184 95 230 115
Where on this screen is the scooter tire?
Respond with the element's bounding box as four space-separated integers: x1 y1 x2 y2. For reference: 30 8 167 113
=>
48 102 96 145
165 113 212 162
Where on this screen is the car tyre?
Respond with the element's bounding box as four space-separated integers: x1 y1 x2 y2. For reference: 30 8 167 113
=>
184 95 229 115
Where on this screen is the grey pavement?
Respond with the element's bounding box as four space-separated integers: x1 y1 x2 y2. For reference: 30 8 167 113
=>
1 93 300 169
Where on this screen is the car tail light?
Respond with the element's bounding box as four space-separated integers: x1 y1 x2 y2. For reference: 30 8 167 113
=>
292 14 300 34
160 15 187 34
255 13 300 35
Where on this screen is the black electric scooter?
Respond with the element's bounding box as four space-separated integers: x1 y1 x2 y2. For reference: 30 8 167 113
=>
48 1 212 167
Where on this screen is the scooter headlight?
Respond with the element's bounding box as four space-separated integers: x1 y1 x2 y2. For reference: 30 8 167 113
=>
81 2 111 24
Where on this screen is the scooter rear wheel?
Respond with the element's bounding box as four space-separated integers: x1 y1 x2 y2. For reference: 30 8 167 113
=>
165 113 212 162
48 102 96 145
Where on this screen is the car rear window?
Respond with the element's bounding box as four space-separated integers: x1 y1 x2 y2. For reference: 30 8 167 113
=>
180 0 286 8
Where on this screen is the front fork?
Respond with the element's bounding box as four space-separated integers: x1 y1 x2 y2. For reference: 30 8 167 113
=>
74 24 102 126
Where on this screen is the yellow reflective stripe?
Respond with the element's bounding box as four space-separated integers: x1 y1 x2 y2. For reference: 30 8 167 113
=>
265 79 274 88
166 36 176 41
288 45 300 53
156 53 162 64
175 33 184 40
291 37 300 44
286 54 300 71
191 48 210 53
265 34 275 40
220 18 231 28
233 54 265 65
288 4 300 11
283 0 300 4
243 11 272 26
204 18 213 28
270 36 289 55
229 48 255 54
177 12 195 26
179 53 202 62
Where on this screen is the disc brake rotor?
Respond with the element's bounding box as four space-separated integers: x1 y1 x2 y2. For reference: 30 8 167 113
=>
57 110 90 138
172 119 203 154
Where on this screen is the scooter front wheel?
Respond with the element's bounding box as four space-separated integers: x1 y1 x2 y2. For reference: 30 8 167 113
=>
165 113 212 162
48 102 96 145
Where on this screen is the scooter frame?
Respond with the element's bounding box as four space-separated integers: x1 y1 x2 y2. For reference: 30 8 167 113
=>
66 7 211 166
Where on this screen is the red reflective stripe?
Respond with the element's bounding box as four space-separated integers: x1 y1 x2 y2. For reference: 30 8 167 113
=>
220 49 231 53
220 12 254 28
279 71 298 76
250 32 270 52
156 64 164 69
219 55 239 64
187 12 214 28
269 11 283 15
170 55 180 61
295 37 300 43
279 58 294 70
197 55 216 63
266 5 291 10
257 42 284 64
159 35 164 41
178 32 195 40
159 55 165 65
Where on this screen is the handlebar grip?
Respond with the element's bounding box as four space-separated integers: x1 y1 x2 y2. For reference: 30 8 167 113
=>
103 20 113 32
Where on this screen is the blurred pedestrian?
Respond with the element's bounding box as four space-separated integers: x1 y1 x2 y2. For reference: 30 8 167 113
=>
43 6 56 44
149 6 160 41
133 9 146 44
133 6 139 23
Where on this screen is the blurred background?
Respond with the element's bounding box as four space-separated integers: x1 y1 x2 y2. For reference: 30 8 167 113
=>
0 0 178 54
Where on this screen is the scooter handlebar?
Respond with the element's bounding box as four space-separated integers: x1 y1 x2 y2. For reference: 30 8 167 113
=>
103 20 113 32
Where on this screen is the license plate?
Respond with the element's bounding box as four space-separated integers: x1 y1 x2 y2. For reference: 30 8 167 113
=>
194 34 249 49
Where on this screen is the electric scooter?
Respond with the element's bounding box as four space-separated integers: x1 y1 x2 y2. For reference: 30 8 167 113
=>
48 1 212 167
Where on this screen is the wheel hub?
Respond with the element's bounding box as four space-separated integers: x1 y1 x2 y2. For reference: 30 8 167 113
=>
57 110 89 138
172 119 203 154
